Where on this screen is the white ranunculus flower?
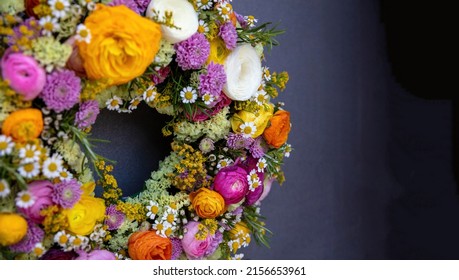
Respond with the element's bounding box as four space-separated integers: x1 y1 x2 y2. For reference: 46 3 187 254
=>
223 44 263 101
146 0 198 44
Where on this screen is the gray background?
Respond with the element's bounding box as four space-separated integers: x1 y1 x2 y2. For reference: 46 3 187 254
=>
92 0 459 259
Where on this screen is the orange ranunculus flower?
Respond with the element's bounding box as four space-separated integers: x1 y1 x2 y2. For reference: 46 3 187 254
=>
78 4 162 85
2 108 43 143
263 110 291 148
0 213 28 246
190 188 225 219
128 230 172 260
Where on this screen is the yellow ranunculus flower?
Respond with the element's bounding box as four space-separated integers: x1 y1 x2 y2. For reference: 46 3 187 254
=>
63 182 105 236
207 38 230 65
230 104 274 138
78 4 162 85
0 213 28 246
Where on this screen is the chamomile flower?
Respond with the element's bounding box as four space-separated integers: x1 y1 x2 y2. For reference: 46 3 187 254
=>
69 235 89 250
42 154 63 179
197 20 210 34
129 96 143 111
284 144 292 158
162 208 178 226
18 144 41 163
217 1 233 21
0 135 14 156
201 93 215 106
239 122 257 138
32 243 46 258
0 179 11 198
58 168 73 181
227 239 241 253
253 90 268 105
256 158 267 173
153 220 173 237
248 177 261 191
39 16 60 36
146 201 159 220
75 24 91 43
17 162 40 179
106 96 123 111
48 0 70 18
231 253 244 260
143 85 157 102
217 158 234 169
245 15 258 28
247 169 259 183
180 87 197 104
197 0 213 10
54 231 70 248
262 66 271 81
16 190 35 208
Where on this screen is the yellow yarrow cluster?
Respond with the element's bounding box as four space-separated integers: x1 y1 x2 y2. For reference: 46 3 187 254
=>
195 219 219 240
80 79 112 101
116 201 146 222
41 205 69 234
169 142 210 191
33 2 52 18
96 160 122 205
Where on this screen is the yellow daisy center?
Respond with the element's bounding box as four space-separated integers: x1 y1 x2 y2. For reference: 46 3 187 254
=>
0 183 5 192
220 161 228 167
151 205 159 214
166 214 175 224
185 91 193 100
110 100 119 107
165 228 173 236
43 22 54 31
59 234 68 244
156 223 164 231
24 163 35 173
0 142 8 150
257 94 265 102
55 2 65 11
25 149 35 158
243 126 253 135
203 95 211 102
198 25 205 33
72 238 82 246
79 29 88 38
33 247 44 256
48 162 58 172
21 193 31 202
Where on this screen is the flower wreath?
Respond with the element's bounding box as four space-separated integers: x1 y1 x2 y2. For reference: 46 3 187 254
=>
0 0 292 260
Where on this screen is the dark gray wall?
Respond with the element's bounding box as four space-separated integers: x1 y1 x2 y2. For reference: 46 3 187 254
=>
92 0 459 259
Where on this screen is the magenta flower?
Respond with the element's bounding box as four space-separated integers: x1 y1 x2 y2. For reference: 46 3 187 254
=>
186 93 231 122
40 248 77 260
245 183 264 206
75 249 116 260
109 0 141 14
198 62 226 100
213 166 249 205
18 180 55 224
51 179 82 209
175 33 210 70
170 237 183 260
181 221 222 259
151 66 170 85
41 69 81 113
258 176 275 203
9 220 44 253
1 50 46 100
105 204 125 230
75 100 100 129
219 22 237 50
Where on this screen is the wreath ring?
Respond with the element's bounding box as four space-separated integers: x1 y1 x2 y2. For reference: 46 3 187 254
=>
0 0 292 260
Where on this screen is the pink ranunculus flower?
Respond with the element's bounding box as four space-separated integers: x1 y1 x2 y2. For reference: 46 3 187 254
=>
1 50 46 100
181 221 222 259
213 165 249 205
75 249 116 260
257 176 275 203
18 180 55 224
65 36 86 78
245 182 264 206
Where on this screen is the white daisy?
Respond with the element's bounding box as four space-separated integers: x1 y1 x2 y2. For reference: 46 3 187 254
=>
197 19 210 34
253 90 268 105
0 135 14 156
146 201 159 220
217 1 233 21
162 208 178 226
262 66 271 81
17 161 40 179
39 16 60 36
239 122 257 138
231 253 244 260
16 190 35 208
245 15 258 28
248 177 261 191
129 96 143 111
69 235 89 250
0 179 11 198
217 158 234 169
54 231 70 248
106 96 123 111
42 154 63 179
48 0 70 18
75 24 91 43
143 85 157 103
256 158 267 173
32 243 46 258
197 0 213 10
153 220 172 237
247 169 259 183
180 87 197 104
201 93 215 106
284 144 292 158
18 144 41 163
227 239 241 253
58 168 73 181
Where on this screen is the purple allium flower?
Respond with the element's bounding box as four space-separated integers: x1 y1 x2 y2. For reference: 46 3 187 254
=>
135 0 151 13
250 137 267 158
75 100 100 129
108 0 141 13
170 237 183 260
9 220 44 253
198 62 226 100
51 179 82 209
105 204 125 230
227 133 254 150
41 70 81 113
219 22 237 50
175 33 210 70
40 248 77 260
